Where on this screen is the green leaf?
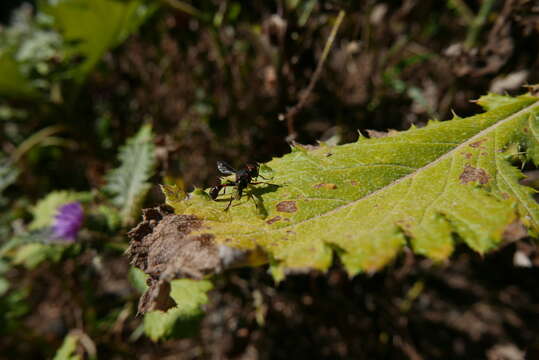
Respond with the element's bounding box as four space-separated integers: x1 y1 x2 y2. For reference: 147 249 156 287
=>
12 243 76 269
144 279 213 341
0 287 29 335
104 124 156 226
0 0 154 99
96 205 122 232
41 0 156 79
164 93 539 276
1 231 53 257
0 259 9 274
0 55 39 98
29 190 91 230
0 158 19 205
128 266 149 294
0 277 9 296
475 93 522 112
0 5 59 98
53 334 81 360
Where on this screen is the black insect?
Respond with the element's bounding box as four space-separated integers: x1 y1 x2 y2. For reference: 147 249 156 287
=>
210 161 272 211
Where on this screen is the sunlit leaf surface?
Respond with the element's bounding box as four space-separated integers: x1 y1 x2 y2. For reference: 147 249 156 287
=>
164 94 539 276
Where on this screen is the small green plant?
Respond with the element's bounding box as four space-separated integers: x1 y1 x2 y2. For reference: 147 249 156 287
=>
104 124 157 226
143 279 213 341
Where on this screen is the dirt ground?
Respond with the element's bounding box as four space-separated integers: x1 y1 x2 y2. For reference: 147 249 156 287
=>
2 0 539 359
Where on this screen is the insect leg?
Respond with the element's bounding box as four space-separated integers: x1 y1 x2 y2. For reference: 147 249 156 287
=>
235 184 244 200
210 184 224 199
247 192 260 211
224 196 234 211
210 181 236 200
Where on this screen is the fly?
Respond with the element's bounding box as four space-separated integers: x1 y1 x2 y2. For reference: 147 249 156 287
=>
209 161 273 211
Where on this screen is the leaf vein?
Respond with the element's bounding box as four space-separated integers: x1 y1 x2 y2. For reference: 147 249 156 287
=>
215 99 539 239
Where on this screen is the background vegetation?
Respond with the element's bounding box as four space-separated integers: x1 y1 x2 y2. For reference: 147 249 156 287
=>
1 0 539 358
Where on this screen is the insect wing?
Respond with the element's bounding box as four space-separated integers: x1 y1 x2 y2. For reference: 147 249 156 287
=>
217 161 237 175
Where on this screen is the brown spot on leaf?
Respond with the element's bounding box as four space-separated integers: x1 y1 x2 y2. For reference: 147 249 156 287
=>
276 201 298 213
464 153 472 159
503 221 528 242
366 129 398 138
266 216 282 224
350 180 359 186
469 139 487 148
313 183 337 190
459 164 490 185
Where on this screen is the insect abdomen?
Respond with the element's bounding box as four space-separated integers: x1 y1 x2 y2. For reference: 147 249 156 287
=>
210 186 221 200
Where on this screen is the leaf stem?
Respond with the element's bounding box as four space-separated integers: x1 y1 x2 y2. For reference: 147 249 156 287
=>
465 0 497 49
282 10 346 140
447 0 474 25
11 125 65 163
160 0 207 22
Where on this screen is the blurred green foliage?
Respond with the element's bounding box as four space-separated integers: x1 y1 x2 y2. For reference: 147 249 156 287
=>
0 0 537 358
29 190 91 229
144 279 213 341
0 0 155 99
52 334 81 360
0 0 159 348
104 124 156 226
41 0 156 80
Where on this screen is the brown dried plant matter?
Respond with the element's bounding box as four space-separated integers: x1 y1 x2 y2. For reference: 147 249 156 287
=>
127 205 261 314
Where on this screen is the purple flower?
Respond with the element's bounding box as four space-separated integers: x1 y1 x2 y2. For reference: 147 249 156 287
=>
51 202 84 242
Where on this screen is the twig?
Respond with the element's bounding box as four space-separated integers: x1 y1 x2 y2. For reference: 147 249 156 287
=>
160 0 207 21
69 329 97 359
447 0 474 25
487 0 514 41
11 125 65 162
281 10 346 140
465 0 497 49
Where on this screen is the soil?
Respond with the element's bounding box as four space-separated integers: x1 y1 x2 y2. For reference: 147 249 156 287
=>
2 0 539 359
